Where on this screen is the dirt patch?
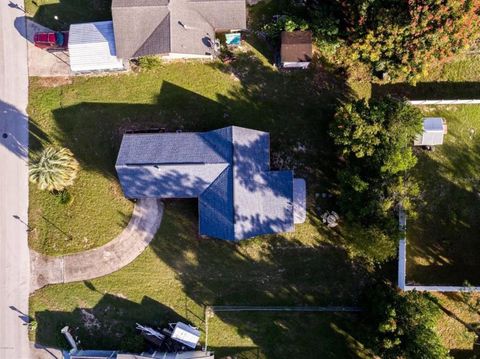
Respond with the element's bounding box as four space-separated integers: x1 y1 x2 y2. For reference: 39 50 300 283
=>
80 308 101 331
36 77 73 88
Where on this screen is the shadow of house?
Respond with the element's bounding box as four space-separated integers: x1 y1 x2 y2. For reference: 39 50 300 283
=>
27 0 112 31
34 291 189 352
372 82 480 101
50 52 347 185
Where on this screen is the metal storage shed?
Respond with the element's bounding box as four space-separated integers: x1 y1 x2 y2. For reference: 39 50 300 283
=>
414 117 447 146
69 21 125 73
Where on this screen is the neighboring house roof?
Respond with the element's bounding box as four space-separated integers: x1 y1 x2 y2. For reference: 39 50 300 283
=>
112 0 247 59
280 30 313 63
116 126 306 240
69 21 125 72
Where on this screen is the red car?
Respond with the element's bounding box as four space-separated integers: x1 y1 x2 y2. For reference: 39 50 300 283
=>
34 31 69 51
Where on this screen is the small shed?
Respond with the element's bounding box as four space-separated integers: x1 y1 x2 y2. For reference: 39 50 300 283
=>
414 117 447 146
69 21 125 73
170 322 200 349
280 30 312 69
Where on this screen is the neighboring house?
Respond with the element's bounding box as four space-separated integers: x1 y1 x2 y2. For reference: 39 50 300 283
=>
115 126 306 241
111 0 247 60
69 21 125 73
280 30 312 69
413 117 448 146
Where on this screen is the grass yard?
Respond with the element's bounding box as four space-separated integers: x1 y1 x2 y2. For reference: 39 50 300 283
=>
407 105 480 286
433 292 480 358
28 45 374 357
30 202 372 357
370 55 480 100
27 43 351 255
208 312 373 359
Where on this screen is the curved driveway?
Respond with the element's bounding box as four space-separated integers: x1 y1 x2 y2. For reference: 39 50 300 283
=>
30 199 164 292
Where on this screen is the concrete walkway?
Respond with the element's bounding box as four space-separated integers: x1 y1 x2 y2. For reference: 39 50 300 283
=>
30 199 163 292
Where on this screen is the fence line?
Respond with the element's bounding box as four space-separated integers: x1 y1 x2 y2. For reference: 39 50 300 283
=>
397 208 480 293
408 99 480 105
404 285 480 292
209 306 362 313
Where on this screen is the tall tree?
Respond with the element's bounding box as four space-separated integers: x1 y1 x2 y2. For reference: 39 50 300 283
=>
362 282 451 359
330 97 422 262
346 0 480 81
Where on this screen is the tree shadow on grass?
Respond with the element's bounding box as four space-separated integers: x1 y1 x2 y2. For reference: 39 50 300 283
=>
27 0 112 31
50 50 351 188
406 115 480 286
147 200 372 357
372 82 480 101
34 286 188 352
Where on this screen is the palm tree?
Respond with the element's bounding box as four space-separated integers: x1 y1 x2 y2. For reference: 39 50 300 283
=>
29 147 79 192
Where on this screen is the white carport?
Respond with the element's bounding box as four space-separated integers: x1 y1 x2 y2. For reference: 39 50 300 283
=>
69 21 125 73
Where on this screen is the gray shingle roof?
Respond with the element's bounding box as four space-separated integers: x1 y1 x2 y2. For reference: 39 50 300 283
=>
116 126 304 240
112 0 246 58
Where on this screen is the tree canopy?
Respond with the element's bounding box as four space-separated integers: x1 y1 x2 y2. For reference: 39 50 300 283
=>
342 0 480 81
362 282 451 358
330 97 422 262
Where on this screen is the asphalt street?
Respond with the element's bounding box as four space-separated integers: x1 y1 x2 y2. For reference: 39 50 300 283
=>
0 1 31 358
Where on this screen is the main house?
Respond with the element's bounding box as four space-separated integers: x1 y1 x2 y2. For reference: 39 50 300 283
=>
115 126 306 241
111 0 247 60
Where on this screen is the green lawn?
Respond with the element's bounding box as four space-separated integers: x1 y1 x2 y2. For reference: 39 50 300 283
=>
25 0 112 31
30 202 372 356
407 105 480 286
28 47 374 357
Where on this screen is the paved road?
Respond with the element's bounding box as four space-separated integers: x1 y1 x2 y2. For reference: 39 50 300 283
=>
0 1 30 358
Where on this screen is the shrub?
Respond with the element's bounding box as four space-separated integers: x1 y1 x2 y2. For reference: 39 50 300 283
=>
137 56 163 70
362 282 450 359
29 147 79 192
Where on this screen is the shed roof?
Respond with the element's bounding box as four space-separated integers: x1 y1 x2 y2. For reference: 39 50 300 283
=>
69 21 125 72
280 30 312 63
112 0 246 59
116 126 303 240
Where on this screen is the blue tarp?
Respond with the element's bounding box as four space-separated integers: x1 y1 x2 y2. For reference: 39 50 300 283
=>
225 33 241 46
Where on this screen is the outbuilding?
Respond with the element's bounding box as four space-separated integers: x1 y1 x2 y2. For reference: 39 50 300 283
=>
414 117 448 146
69 21 125 73
280 30 312 69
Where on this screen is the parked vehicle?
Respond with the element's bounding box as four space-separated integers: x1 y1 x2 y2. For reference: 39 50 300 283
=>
34 31 69 51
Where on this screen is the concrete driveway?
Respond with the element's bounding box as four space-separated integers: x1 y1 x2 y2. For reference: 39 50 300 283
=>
0 1 31 358
31 199 164 292
25 18 71 77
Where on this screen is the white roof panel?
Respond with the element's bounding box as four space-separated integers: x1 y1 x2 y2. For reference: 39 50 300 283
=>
171 322 200 349
423 117 444 132
69 21 125 72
